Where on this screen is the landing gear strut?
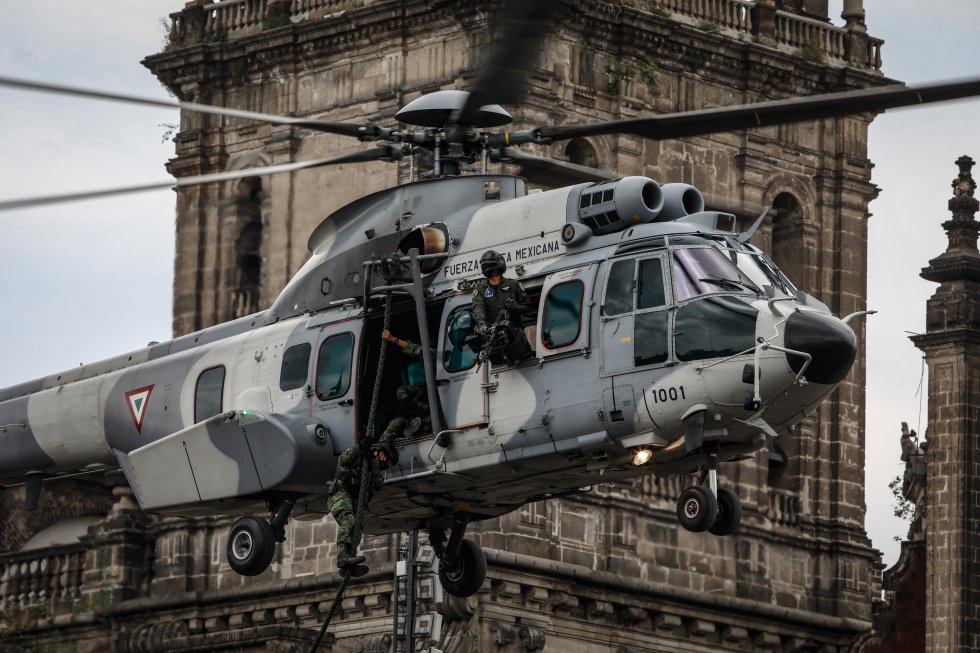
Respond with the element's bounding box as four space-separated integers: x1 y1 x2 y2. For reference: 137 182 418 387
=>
428 513 487 598
226 498 296 576
676 454 742 536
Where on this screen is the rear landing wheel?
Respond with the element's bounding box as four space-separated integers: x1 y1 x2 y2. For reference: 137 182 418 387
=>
709 488 742 536
438 538 486 598
227 516 276 576
676 485 718 533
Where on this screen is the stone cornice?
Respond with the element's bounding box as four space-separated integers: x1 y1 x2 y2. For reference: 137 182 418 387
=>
920 253 980 284
485 548 871 635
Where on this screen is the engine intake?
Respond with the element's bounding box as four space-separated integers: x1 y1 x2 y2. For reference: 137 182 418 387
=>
576 177 664 235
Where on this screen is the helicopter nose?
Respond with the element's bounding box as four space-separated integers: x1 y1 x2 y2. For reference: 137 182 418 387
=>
783 311 857 384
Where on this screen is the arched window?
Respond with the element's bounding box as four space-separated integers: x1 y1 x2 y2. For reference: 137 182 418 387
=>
770 191 806 289
565 138 598 168
232 177 263 318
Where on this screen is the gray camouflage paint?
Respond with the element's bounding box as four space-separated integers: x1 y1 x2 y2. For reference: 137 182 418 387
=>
0 175 855 536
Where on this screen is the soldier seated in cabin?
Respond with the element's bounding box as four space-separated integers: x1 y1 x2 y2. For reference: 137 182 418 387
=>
379 330 432 449
471 249 535 365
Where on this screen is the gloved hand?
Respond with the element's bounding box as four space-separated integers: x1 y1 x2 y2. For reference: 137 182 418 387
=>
476 323 490 337
503 297 521 310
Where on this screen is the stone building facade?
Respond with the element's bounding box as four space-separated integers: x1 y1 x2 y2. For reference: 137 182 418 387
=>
859 156 980 653
0 1 892 651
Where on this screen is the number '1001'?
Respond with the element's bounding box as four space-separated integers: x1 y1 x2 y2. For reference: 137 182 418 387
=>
651 386 686 403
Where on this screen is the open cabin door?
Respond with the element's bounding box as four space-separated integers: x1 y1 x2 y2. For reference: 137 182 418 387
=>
435 294 488 429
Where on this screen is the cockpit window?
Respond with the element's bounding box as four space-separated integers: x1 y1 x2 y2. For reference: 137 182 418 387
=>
637 258 666 309
739 245 797 296
605 259 634 316
672 247 759 301
675 296 759 361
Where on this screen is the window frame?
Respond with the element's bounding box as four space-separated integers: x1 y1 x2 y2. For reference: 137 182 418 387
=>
541 279 586 351
194 365 226 424
443 306 478 373
279 342 312 392
315 332 355 401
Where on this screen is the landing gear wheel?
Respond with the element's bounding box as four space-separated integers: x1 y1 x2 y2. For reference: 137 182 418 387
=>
227 516 276 576
676 485 718 533
438 539 486 598
709 488 742 536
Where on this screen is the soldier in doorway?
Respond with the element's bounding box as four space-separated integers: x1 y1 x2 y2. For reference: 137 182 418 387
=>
471 249 532 335
379 329 431 446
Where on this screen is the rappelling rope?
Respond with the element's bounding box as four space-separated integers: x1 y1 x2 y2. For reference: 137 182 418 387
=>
308 286 393 653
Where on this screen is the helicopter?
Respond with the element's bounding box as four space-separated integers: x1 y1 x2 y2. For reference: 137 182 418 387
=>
3 0 980 600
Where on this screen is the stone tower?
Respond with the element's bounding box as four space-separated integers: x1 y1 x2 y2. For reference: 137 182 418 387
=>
0 1 892 651
909 156 980 652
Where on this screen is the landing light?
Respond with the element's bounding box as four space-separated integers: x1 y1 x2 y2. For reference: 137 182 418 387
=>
632 447 653 466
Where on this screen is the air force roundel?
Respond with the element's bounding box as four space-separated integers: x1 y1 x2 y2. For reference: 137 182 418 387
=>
125 385 155 434
484 287 494 298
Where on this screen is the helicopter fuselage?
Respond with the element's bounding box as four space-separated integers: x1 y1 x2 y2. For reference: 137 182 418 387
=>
0 175 857 538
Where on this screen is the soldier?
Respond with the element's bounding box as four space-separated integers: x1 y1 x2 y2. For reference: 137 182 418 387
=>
328 444 391 574
471 249 532 336
380 330 431 444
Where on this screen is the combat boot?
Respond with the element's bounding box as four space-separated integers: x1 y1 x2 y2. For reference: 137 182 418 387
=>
337 550 366 570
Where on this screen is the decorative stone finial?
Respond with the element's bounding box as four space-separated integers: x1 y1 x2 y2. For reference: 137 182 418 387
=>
943 155 980 254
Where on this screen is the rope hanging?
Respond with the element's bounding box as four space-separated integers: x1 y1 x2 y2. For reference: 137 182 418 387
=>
309 289 393 653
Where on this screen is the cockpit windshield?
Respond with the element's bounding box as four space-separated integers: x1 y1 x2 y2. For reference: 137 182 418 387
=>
671 246 760 301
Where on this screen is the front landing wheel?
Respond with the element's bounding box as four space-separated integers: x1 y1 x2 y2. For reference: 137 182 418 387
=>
709 488 742 536
676 486 718 533
227 516 276 576
439 539 486 598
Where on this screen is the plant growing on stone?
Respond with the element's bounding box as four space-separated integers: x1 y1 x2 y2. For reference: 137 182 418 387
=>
696 20 721 32
800 40 825 64
606 57 659 95
888 474 915 540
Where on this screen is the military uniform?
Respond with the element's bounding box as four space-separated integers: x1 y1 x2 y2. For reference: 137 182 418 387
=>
471 277 531 330
381 340 431 444
328 445 386 564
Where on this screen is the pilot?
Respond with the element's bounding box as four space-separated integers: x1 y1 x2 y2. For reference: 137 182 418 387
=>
328 443 391 574
380 330 431 444
471 249 532 336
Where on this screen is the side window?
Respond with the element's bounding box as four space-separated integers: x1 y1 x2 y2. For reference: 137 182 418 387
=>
194 366 225 423
444 308 477 372
604 259 634 316
316 333 354 400
542 281 584 349
279 343 312 391
637 258 666 309
635 312 669 366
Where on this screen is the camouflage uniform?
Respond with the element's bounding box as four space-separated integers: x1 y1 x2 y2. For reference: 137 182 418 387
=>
471 277 531 331
328 446 385 559
381 340 431 444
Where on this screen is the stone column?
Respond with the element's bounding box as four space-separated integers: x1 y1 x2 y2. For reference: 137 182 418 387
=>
910 156 980 652
842 0 866 30
751 0 777 41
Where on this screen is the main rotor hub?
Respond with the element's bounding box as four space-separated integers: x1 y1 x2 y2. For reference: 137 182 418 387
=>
395 90 513 128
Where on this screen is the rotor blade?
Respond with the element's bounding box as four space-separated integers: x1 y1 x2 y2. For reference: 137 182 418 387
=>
498 149 618 186
0 75 370 138
452 0 552 126
0 148 399 211
538 77 980 142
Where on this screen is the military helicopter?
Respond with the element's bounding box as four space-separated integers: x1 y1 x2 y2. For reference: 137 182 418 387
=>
2 0 980 599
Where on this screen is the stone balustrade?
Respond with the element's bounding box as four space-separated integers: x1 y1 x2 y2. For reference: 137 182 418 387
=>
166 0 883 71
0 544 87 615
654 0 754 33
